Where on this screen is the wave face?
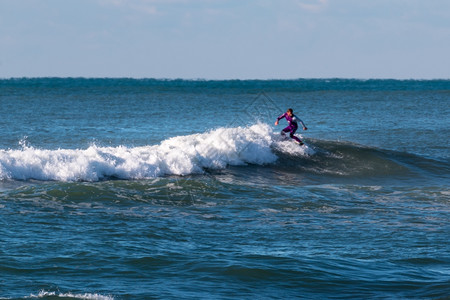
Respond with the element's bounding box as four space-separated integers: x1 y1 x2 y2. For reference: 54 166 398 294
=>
1 123 445 183
274 139 443 178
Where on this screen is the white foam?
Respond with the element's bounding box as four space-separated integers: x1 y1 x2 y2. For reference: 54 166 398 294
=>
26 290 113 299
0 123 313 182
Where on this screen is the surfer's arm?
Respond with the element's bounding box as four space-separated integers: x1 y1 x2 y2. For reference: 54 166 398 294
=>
297 118 308 130
275 113 286 125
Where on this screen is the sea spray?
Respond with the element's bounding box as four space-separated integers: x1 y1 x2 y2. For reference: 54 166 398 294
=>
0 124 312 181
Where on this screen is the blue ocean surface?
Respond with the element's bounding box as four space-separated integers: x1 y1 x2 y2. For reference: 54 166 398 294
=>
0 78 449 299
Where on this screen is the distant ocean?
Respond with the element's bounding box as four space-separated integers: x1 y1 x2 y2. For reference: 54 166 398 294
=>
0 78 449 299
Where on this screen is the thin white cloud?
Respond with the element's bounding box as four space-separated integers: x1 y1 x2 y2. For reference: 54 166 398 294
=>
297 0 328 12
132 3 158 15
98 0 124 7
98 0 209 7
98 0 159 15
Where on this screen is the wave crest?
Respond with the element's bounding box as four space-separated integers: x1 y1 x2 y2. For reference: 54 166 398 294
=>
0 124 311 181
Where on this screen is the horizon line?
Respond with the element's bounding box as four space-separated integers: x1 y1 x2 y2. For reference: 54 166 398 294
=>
2 76 449 81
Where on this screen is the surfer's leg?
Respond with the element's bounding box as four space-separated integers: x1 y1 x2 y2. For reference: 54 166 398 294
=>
281 126 290 137
289 126 303 144
290 133 303 144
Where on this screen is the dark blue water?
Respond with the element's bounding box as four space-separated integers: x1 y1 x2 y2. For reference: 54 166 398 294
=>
0 78 449 299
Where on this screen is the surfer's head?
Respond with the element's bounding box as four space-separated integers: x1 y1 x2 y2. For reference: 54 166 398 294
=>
287 108 293 117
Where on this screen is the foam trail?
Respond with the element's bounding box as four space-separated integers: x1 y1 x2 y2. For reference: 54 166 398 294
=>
0 124 312 181
26 290 114 299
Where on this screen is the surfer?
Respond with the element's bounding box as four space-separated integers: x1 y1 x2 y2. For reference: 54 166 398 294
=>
275 108 308 145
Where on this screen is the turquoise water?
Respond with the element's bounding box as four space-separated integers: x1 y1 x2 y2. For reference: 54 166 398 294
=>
0 78 449 299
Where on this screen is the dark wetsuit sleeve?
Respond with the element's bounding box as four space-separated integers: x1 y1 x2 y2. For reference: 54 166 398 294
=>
277 113 286 121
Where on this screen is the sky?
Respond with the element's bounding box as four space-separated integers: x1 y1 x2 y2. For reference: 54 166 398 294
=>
0 0 449 79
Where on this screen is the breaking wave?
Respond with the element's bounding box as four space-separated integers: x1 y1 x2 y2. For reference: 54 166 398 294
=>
1 123 445 182
0 124 311 181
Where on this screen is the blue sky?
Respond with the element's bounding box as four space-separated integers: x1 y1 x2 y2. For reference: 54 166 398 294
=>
1 0 449 79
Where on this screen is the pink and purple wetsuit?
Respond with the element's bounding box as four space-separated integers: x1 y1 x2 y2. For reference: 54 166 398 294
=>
277 112 306 144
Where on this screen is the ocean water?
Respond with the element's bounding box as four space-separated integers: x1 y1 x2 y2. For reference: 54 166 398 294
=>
0 78 449 299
